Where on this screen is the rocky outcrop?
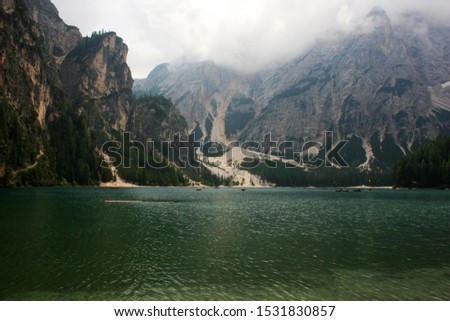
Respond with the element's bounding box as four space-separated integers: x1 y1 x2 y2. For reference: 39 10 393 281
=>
1 0 189 186
1 0 15 14
60 32 133 133
1 0 55 127
1 0 56 184
24 0 81 64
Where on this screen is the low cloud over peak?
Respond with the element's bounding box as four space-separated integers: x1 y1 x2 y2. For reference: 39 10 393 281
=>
52 0 450 78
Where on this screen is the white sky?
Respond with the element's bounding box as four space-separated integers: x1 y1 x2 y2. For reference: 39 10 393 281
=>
51 0 450 78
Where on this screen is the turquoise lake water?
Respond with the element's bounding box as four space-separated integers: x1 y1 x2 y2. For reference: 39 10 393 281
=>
0 187 449 300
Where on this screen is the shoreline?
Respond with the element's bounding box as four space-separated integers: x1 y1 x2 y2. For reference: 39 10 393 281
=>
2 184 449 190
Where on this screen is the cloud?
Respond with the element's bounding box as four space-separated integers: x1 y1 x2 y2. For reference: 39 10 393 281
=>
51 0 450 78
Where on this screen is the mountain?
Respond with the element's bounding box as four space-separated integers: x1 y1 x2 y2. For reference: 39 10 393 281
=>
135 8 450 169
58 31 133 134
0 0 189 186
23 0 82 65
3 1 449 187
1 0 58 185
134 61 258 142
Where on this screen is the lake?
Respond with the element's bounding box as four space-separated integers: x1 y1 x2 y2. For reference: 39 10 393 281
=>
0 187 449 300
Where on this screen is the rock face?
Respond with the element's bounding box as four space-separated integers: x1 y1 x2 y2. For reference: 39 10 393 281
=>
396 13 450 86
1 0 15 14
0 0 188 186
241 8 448 168
135 61 250 142
24 0 81 64
136 8 450 168
1 0 55 167
60 32 134 133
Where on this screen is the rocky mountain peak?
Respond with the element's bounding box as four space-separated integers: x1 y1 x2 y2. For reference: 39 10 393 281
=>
24 0 81 64
61 32 132 99
59 32 133 132
147 62 170 78
366 6 389 19
134 60 245 141
137 10 450 169
364 6 393 35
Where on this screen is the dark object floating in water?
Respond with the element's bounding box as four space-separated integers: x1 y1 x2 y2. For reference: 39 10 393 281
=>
242 189 246 191
105 199 181 203
353 188 362 193
197 188 202 191
336 188 349 193
105 200 143 203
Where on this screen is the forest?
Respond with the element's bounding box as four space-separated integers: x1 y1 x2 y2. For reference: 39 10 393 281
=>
394 135 450 188
244 158 393 187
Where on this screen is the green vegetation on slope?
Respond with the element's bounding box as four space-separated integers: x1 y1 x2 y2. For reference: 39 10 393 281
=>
245 159 393 187
394 135 450 188
47 104 105 186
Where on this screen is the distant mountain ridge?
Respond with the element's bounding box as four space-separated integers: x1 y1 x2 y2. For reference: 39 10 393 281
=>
135 7 450 169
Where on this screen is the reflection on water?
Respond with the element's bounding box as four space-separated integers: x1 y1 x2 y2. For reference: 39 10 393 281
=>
0 188 449 300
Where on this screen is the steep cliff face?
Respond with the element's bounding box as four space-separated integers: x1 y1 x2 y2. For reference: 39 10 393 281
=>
1 0 189 186
137 8 450 168
135 61 249 142
0 0 57 184
397 12 450 86
24 0 81 64
1 0 56 127
60 32 133 133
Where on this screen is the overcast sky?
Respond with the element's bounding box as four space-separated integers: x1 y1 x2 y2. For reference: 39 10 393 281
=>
52 0 450 78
